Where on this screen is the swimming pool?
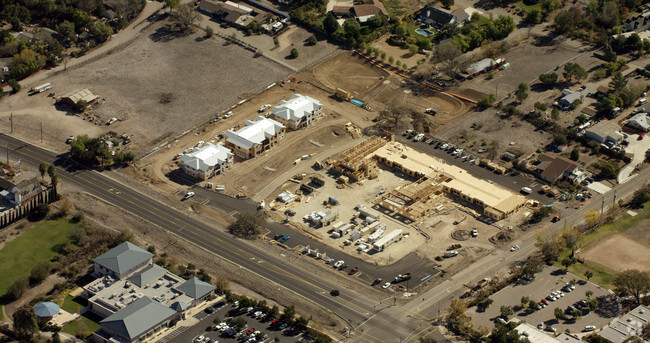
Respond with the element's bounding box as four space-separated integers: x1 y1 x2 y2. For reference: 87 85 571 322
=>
415 28 434 37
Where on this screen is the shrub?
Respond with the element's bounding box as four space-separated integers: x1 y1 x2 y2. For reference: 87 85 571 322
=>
290 48 299 58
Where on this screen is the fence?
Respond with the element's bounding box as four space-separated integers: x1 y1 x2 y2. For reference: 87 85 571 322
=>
0 186 57 228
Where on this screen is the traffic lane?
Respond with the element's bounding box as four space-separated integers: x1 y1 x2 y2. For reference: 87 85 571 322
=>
2 136 375 325
395 136 552 204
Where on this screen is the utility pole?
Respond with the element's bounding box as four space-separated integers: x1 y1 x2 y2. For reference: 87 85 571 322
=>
40 122 43 143
10 112 13 133
600 197 605 224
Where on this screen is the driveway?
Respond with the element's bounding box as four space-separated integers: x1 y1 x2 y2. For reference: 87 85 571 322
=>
618 132 650 184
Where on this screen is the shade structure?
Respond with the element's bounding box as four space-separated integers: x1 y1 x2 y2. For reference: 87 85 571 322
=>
34 302 60 317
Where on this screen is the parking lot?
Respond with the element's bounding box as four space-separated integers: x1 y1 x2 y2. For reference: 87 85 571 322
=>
467 267 617 334
395 134 553 205
163 301 301 343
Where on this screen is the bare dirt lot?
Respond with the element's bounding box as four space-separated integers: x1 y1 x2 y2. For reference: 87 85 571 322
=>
581 220 650 272
0 20 292 155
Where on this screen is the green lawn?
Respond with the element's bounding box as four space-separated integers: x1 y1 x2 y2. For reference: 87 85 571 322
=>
61 313 102 338
61 295 85 314
0 306 4 321
553 203 650 289
0 218 75 297
515 0 542 12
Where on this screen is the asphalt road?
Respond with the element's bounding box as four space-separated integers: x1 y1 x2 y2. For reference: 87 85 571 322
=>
0 134 382 334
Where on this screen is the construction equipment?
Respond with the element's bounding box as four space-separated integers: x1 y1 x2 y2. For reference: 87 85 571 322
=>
335 88 352 101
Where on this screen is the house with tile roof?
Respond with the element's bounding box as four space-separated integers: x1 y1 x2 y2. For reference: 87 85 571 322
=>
93 242 154 280
224 116 285 159
179 143 233 180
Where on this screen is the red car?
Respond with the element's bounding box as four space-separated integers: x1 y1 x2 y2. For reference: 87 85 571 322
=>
541 299 549 305
271 320 279 326
639 133 646 140
246 329 254 335
348 267 359 275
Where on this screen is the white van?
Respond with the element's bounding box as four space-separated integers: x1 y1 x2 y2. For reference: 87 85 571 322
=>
638 98 647 106
521 187 532 194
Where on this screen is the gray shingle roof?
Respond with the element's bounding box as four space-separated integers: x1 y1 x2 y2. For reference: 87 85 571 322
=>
174 277 215 300
127 264 168 288
101 297 176 340
93 242 153 275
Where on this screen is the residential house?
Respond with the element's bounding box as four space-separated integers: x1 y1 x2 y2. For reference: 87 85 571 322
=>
353 0 389 22
0 177 44 206
596 85 611 98
271 94 322 130
417 6 458 28
557 89 583 110
533 153 588 185
179 143 233 180
626 112 650 132
599 305 650 343
92 241 154 280
451 9 470 24
94 297 178 343
584 120 624 145
224 116 285 159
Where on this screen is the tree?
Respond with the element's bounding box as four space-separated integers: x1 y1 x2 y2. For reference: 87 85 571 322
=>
47 164 56 182
39 162 48 181
541 0 562 12
522 257 543 277
440 0 454 9
280 305 296 325
204 26 214 38
539 73 558 86
215 274 230 294
516 82 529 103
572 308 583 320
585 270 594 281
432 42 468 80
29 262 51 285
230 317 247 331
343 18 360 40
165 0 181 11
520 296 530 308
50 331 61 343
585 290 594 298
534 102 548 111
553 134 567 146
562 256 576 271
447 299 466 322
570 149 580 161
56 21 76 42
613 269 650 304
554 307 564 321
378 106 407 128
293 316 309 331
13 305 39 339
170 3 201 30
323 13 340 34
526 8 543 24
7 277 29 300
528 299 539 311
290 48 299 59
477 297 494 311
76 99 88 112
409 44 418 56
228 212 266 239
9 79 21 93
551 108 560 121
609 72 628 93
307 35 317 46
388 56 394 64
500 305 514 318
563 63 588 83
478 93 496 108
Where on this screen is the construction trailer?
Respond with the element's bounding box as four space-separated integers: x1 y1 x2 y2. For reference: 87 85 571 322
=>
372 228 403 252
335 88 352 101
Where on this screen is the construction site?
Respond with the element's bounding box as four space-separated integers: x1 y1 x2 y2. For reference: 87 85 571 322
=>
265 135 529 265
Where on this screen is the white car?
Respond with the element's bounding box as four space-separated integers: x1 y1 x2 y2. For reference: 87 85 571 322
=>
325 258 335 264
258 104 271 112
357 244 368 251
184 191 195 199
414 133 425 142
510 245 519 251
537 322 544 329
224 111 233 118
382 282 391 289
253 311 263 318
584 325 596 332
333 260 344 268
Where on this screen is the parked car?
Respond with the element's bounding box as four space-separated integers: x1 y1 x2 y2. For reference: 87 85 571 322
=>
537 322 544 329
545 326 557 333
584 325 596 332
279 235 290 243
65 136 74 144
382 282 391 289
183 191 195 199
348 266 359 275
333 260 344 268
510 245 519 251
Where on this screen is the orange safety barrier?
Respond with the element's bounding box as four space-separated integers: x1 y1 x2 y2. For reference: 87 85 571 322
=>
353 50 478 104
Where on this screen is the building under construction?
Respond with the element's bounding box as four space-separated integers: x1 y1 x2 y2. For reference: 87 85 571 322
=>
377 178 445 222
330 136 387 183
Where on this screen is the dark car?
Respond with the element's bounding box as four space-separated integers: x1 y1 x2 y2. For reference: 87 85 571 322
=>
348 267 359 275
273 234 283 240
330 289 340 296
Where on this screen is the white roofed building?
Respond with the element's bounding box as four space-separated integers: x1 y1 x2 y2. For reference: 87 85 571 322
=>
179 143 233 180
271 94 323 130
225 116 286 159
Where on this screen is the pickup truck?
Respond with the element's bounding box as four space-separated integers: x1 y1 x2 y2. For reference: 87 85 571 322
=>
394 273 411 282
